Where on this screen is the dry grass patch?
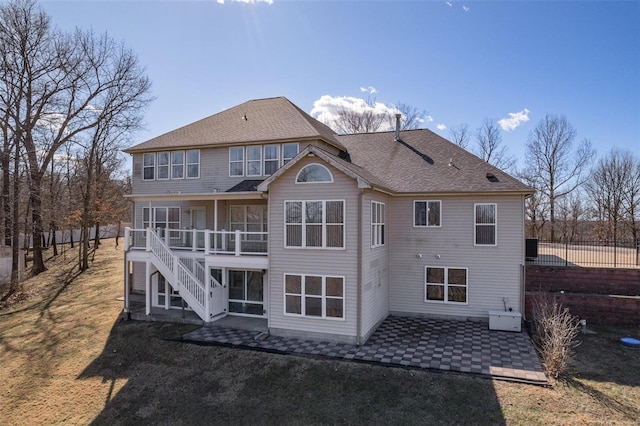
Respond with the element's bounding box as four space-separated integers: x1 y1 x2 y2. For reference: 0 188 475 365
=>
1 240 639 425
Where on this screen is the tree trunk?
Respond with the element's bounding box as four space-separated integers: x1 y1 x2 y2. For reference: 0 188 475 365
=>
9 147 21 293
29 176 47 274
94 221 100 247
51 221 58 256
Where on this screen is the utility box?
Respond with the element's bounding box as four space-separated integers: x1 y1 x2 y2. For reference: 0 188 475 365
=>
489 310 522 332
525 238 538 259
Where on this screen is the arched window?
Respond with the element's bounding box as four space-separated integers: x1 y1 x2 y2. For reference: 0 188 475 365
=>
296 163 333 183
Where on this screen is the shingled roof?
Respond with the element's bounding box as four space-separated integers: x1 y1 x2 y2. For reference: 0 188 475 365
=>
337 129 532 194
124 97 345 153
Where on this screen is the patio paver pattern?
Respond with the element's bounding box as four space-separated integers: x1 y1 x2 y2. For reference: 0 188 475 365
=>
183 315 548 384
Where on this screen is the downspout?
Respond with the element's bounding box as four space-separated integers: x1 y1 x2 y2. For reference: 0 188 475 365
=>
356 189 364 345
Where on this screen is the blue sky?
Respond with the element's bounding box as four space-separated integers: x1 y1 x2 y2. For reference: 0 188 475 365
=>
41 0 639 169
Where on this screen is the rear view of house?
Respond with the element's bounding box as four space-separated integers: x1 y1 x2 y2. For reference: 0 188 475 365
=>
123 97 532 344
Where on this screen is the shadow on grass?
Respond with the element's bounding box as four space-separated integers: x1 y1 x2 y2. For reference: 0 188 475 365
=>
78 319 507 425
563 377 639 422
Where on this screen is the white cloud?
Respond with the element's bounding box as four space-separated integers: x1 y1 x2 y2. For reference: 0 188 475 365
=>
462 6 470 12
36 112 66 132
498 108 530 131
436 123 447 131
359 86 378 94
311 95 399 132
425 115 434 123
446 1 453 6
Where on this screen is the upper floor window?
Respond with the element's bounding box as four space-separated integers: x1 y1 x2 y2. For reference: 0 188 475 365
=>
264 145 280 175
371 201 385 248
285 200 344 249
171 151 185 179
282 143 299 164
246 146 262 176
475 203 497 245
186 150 200 178
228 143 299 177
414 200 441 227
296 163 333 183
229 147 244 176
143 153 155 180
157 152 169 180
141 149 199 181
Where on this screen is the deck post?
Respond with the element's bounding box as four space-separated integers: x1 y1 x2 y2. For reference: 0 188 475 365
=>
145 261 151 316
235 230 241 256
192 228 197 252
123 259 130 313
145 228 151 252
124 227 130 251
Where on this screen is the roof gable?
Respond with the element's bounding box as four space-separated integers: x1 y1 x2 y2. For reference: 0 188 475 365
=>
125 97 345 153
257 145 389 192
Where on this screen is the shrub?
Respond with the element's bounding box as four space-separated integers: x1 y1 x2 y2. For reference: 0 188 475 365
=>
530 295 581 379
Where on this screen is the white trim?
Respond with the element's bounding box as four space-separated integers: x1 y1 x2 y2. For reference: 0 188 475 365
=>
370 201 385 248
424 266 469 305
156 152 170 180
284 199 346 250
295 163 334 184
263 144 280 176
283 273 345 320
171 150 185 180
473 202 497 246
229 146 244 177
413 200 442 228
186 149 200 179
142 153 155 181
246 145 262 177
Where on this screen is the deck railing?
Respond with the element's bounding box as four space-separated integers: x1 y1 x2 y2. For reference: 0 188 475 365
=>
124 227 268 256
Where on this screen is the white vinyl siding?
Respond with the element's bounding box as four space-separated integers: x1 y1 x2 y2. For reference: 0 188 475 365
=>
388 195 525 320
284 274 345 319
414 200 441 227
267 157 359 342
285 200 345 249
475 203 497 246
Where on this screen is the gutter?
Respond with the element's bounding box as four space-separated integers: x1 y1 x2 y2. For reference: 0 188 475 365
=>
356 189 364 345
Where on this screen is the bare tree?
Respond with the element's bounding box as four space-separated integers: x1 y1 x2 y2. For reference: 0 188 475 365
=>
448 123 471 149
585 148 640 243
385 102 427 131
523 114 595 241
0 0 151 274
473 118 516 171
518 172 548 238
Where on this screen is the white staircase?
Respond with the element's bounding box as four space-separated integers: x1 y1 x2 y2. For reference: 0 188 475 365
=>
147 229 208 321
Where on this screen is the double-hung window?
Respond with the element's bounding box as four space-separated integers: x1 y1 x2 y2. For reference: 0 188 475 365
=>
414 200 441 227
371 201 385 247
186 150 199 178
156 152 169 180
474 203 497 245
229 147 244 176
246 146 262 176
425 267 467 303
171 151 184 179
143 153 155 180
285 200 344 249
282 143 299 164
284 274 344 319
264 145 280 175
